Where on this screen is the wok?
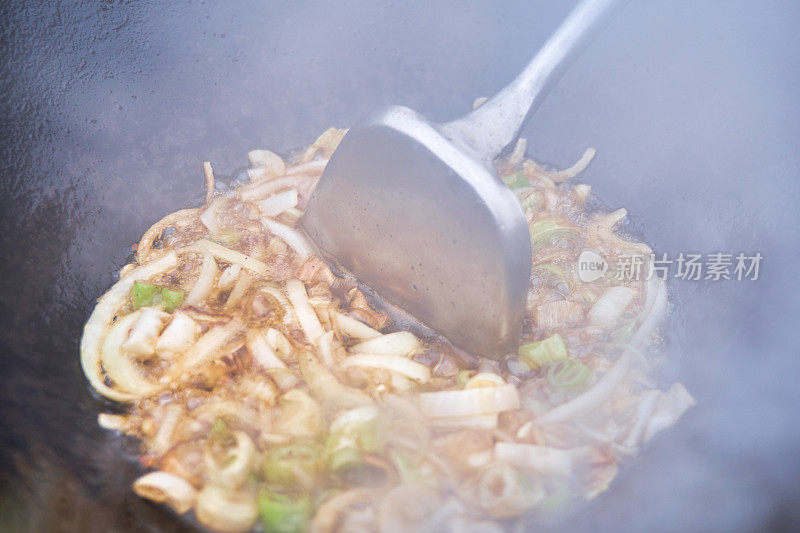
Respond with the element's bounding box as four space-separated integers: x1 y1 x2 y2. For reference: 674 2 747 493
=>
1 0 799 531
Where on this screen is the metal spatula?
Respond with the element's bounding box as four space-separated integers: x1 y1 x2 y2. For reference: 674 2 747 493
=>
302 0 621 359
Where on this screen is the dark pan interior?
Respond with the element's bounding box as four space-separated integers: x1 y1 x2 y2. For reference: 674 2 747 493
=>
1 1 799 531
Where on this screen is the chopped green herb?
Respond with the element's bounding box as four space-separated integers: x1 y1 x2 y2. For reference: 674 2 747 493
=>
546 358 590 389
258 491 310 533
161 288 186 312
131 281 160 310
502 171 529 190
518 334 569 370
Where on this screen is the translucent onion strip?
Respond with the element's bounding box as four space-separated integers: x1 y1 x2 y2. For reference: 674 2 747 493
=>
133 471 197 514
217 264 242 291
156 311 202 360
429 413 499 429
247 330 288 370
419 384 520 418
334 312 382 340
122 307 170 357
203 161 215 205
350 332 420 356
286 158 327 176
197 239 270 276
341 353 431 383
100 310 160 398
588 286 636 328
206 431 256 489
317 331 338 368
551 147 596 182
224 270 253 310
286 280 324 344
80 252 178 401
536 347 634 425
258 189 298 217
259 285 297 327
199 201 221 234
247 149 286 178
238 175 312 202
185 252 218 306
263 219 313 259
494 442 581 476
136 209 200 263
166 320 244 380
195 485 258 533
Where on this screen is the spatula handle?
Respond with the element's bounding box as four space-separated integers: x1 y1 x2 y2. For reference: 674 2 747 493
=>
442 0 625 163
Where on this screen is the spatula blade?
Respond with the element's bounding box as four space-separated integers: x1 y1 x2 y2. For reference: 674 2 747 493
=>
301 106 531 358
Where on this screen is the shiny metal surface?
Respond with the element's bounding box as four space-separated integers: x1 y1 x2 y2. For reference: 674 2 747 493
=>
302 0 618 358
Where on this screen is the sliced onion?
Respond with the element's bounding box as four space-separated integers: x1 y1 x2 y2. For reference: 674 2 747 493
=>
100 310 159 398
205 431 256 490
263 219 313 259
136 209 200 263
266 328 293 360
350 332 420 356
257 189 298 217
195 485 258 533
429 413 499 429
247 330 288 370
156 310 202 360
551 147 596 182
494 442 581 476
260 285 297 327
223 270 253 310
317 331 339 368
329 405 380 434
203 161 215 205
217 264 242 291
534 300 584 330
280 207 303 226
465 373 506 389
286 280 325 343
334 312 381 340
341 353 431 383
247 149 286 177
133 471 197 514
309 488 376 533
298 350 372 410
419 384 519 418
122 307 170 358
80 252 178 402
167 320 244 379
150 404 182 456
199 202 221 234
98 413 128 431
588 286 637 328
286 159 327 176
185 252 218 306
476 462 542 519
535 346 633 425
197 239 271 276
238 175 310 201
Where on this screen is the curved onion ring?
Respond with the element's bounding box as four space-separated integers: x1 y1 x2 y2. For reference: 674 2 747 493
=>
100 309 160 397
80 252 178 401
137 209 201 263
535 346 634 425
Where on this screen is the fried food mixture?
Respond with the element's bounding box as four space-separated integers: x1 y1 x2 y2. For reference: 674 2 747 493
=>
81 126 694 532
